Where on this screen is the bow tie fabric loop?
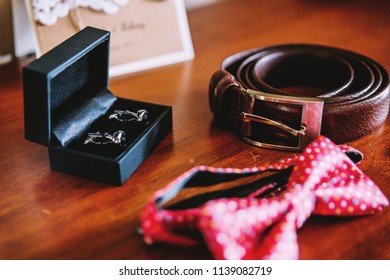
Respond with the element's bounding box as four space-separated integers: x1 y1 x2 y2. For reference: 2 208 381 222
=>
141 159 296 246
140 136 388 259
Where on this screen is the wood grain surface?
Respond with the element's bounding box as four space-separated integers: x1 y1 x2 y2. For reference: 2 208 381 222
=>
0 0 389 259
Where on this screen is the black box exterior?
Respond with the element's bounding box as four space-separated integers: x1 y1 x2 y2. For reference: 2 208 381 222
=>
23 27 172 185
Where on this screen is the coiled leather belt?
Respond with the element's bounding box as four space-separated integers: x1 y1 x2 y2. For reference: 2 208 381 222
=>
209 44 389 151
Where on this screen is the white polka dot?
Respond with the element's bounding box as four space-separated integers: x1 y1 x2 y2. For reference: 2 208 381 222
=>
277 241 288 251
239 200 248 207
304 200 313 210
286 231 296 241
257 211 267 221
155 213 163 220
224 246 246 260
230 227 241 238
216 233 228 244
215 202 226 212
329 202 335 209
245 212 257 224
236 209 247 220
292 197 300 205
227 200 238 211
360 204 367 211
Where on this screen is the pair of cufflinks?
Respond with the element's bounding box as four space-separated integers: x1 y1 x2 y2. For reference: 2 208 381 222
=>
84 109 148 146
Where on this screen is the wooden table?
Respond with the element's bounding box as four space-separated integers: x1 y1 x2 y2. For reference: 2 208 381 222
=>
1 0 389 260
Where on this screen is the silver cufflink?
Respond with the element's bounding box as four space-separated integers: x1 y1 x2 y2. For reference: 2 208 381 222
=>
84 130 126 145
108 109 148 122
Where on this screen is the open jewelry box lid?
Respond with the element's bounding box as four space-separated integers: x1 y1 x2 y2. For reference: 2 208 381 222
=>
23 26 112 147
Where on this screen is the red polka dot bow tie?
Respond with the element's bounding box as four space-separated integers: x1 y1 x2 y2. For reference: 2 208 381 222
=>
140 136 388 259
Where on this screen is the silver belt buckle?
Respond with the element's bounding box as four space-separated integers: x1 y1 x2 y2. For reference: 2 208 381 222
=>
240 89 324 151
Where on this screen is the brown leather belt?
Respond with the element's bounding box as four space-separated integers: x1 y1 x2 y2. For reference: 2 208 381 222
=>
209 44 389 151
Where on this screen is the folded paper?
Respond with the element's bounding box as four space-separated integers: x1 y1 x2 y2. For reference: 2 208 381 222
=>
24 0 194 76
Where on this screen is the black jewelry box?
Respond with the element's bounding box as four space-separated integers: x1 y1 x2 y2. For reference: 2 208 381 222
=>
23 27 172 185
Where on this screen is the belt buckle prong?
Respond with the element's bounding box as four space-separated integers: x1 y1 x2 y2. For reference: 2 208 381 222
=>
241 89 324 151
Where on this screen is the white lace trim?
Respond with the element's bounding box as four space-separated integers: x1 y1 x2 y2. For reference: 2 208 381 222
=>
32 0 129 26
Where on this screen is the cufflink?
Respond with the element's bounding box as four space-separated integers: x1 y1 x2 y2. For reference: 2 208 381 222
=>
108 109 148 122
84 130 126 145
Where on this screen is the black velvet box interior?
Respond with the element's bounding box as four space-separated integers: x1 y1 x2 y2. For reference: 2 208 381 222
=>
23 27 172 185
